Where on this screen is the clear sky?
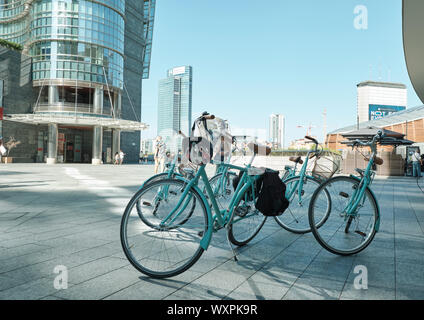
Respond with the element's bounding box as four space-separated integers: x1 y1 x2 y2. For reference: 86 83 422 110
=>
141 0 422 144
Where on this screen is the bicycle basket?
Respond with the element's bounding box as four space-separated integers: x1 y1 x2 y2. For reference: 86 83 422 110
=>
312 155 339 181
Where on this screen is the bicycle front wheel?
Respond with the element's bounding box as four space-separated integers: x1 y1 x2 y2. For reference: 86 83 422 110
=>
308 176 378 255
275 176 330 234
227 185 267 246
121 179 209 278
207 171 238 210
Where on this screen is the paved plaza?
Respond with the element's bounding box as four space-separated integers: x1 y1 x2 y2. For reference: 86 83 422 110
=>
0 163 423 300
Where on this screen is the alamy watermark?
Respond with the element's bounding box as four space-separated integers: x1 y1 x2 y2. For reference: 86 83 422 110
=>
354 5 368 30
353 265 368 290
53 265 68 290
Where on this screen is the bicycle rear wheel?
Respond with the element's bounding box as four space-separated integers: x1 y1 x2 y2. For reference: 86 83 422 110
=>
275 176 330 234
308 176 378 255
227 185 267 246
121 179 209 278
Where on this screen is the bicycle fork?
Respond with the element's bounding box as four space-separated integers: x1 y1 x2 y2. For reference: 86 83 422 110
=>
340 182 368 236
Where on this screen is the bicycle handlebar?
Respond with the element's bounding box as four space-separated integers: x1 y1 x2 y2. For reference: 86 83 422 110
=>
352 130 384 149
305 136 319 145
304 136 322 158
198 112 215 120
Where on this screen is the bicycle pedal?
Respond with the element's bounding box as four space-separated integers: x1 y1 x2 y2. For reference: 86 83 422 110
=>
235 206 250 217
142 201 152 206
339 192 349 198
169 191 178 195
355 230 366 237
198 231 204 237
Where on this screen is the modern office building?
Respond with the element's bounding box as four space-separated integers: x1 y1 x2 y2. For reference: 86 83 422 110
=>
0 0 156 164
269 113 285 149
157 66 192 153
327 105 424 151
140 138 153 155
357 81 407 124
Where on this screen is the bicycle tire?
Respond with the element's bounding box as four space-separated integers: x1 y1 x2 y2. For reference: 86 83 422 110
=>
274 175 330 234
136 182 196 231
227 184 267 246
142 172 181 187
121 179 209 278
206 171 238 209
308 176 378 256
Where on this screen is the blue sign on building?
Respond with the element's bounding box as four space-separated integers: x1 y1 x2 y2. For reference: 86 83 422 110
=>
369 104 406 121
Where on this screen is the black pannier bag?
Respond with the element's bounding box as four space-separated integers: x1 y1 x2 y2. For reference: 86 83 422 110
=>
232 171 263 199
255 169 289 217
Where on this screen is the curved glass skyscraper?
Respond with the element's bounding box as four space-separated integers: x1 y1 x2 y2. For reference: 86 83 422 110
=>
0 0 155 164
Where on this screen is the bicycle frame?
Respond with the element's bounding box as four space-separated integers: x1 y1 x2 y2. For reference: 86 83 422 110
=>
343 142 381 232
140 154 182 190
157 157 262 251
284 149 318 205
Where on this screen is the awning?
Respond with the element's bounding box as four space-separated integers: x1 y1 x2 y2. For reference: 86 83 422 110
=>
341 127 415 146
2 113 149 132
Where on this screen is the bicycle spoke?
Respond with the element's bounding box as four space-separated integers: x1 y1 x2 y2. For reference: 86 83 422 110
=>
121 179 208 278
309 176 378 255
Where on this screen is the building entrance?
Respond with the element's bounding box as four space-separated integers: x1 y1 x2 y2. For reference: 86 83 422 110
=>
57 127 91 163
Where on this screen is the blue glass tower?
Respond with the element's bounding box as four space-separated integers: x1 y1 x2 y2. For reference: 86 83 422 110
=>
157 66 192 153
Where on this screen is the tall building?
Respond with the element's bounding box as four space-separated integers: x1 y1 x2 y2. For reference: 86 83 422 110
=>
269 114 285 149
0 0 156 164
141 138 153 154
157 66 193 153
357 81 407 124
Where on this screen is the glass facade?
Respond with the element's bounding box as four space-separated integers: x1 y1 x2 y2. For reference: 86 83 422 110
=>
0 0 31 44
29 0 125 88
1 0 156 164
1 0 155 90
157 66 193 153
142 0 155 79
0 0 130 116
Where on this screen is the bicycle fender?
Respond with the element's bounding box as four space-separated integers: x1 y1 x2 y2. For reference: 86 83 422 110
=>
349 175 381 232
139 172 182 190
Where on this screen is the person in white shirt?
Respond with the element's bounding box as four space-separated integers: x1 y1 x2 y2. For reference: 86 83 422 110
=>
119 150 125 165
0 136 7 163
154 136 166 173
412 150 422 178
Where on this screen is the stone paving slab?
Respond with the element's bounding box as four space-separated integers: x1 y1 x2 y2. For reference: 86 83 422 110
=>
0 164 423 300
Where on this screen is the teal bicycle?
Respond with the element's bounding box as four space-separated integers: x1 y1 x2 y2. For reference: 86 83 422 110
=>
308 131 384 255
120 113 272 278
274 136 332 234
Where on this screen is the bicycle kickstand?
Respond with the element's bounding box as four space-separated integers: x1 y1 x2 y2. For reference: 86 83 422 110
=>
225 225 238 262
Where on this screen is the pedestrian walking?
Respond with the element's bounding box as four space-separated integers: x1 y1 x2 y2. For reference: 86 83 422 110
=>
421 153 424 172
154 136 166 173
114 152 120 165
412 149 422 178
119 149 125 165
0 136 7 163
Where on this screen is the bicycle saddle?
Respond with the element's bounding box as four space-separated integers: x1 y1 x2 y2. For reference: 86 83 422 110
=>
289 156 304 164
365 156 384 166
